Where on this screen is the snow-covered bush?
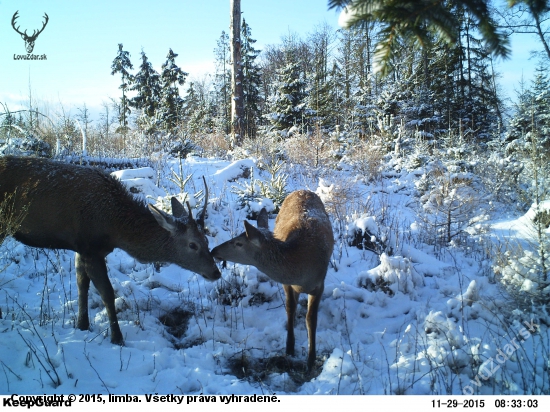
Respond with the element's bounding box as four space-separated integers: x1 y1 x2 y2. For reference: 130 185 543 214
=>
357 253 424 297
494 201 550 311
232 161 288 218
341 137 384 181
478 150 525 207
283 132 337 169
347 215 386 255
416 163 486 248
0 135 51 157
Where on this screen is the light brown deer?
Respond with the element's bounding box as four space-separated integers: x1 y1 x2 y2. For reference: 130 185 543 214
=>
0 156 220 344
211 190 334 370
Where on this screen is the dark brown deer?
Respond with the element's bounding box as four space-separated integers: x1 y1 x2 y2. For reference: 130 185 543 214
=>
11 11 49 53
211 190 334 370
0 156 220 344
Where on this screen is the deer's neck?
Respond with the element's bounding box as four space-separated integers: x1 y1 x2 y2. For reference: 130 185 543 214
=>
253 237 300 285
114 203 174 264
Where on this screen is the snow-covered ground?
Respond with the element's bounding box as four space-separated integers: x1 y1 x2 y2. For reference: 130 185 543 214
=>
0 156 548 395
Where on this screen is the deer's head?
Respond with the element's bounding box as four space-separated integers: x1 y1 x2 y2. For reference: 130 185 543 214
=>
12 11 49 53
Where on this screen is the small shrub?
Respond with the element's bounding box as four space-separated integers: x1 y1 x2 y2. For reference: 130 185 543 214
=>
0 192 27 245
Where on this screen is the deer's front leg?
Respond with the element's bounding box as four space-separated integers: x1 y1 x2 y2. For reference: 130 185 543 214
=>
79 254 123 344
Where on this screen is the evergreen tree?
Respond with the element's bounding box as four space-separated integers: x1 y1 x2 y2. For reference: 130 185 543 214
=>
528 64 550 155
334 25 382 137
158 49 187 133
76 104 92 156
326 60 347 129
130 50 161 120
456 9 502 141
182 80 214 134
111 44 133 133
507 63 550 157
328 0 510 75
213 31 232 135
306 23 337 130
268 49 308 132
0 105 23 140
241 19 262 138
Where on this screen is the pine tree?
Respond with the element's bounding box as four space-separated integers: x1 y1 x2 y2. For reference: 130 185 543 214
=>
507 63 550 158
306 23 337 130
241 19 262 138
531 65 550 156
213 31 231 135
268 49 308 132
334 25 381 137
130 50 161 120
76 104 92 156
329 0 509 75
111 43 133 133
182 81 214 134
457 9 502 141
0 105 23 140
158 48 187 133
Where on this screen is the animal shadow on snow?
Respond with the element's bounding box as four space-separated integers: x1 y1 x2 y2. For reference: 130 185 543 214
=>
159 306 323 387
226 350 324 388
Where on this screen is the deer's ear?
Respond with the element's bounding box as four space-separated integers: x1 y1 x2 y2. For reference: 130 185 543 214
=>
149 204 182 235
244 220 264 247
171 197 188 219
257 208 269 229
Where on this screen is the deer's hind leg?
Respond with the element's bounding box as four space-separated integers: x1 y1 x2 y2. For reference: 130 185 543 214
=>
306 285 324 371
75 253 91 332
283 284 299 357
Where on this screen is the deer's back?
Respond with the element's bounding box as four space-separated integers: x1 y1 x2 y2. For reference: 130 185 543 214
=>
273 190 334 287
0 156 146 255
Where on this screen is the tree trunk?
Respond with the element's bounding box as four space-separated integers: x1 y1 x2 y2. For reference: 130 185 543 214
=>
230 0 244 146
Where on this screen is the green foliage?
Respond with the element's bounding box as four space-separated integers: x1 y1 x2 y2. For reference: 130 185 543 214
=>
256 160 289 212
232 166 261 218
130 51 161 120
507 64 550 159
329 0 509 76
0 104 24 140
232 161 288 218
213 31 232 135
158 49 188 133
494 202 550 310
241 19 262 139
111 44 134 132
182 81 215 134
268 49 309 132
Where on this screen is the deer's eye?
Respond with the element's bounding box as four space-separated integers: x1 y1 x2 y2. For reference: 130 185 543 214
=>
235 241 243 247
189 242 198 250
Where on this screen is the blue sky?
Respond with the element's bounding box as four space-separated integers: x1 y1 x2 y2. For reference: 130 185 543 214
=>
0 0 542 120
0 0 341 117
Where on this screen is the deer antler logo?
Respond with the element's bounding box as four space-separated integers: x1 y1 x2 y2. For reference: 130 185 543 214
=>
11 11 49 53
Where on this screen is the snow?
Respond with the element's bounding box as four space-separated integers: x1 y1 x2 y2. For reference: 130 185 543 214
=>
0 155 547 396
112 167 166 199
212 159 256 184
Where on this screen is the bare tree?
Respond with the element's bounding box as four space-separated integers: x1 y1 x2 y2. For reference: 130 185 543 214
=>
495 0 550 61
230 0 244 146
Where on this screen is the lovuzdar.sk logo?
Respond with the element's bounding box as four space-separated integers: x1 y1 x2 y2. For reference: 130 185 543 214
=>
11 10 49 60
